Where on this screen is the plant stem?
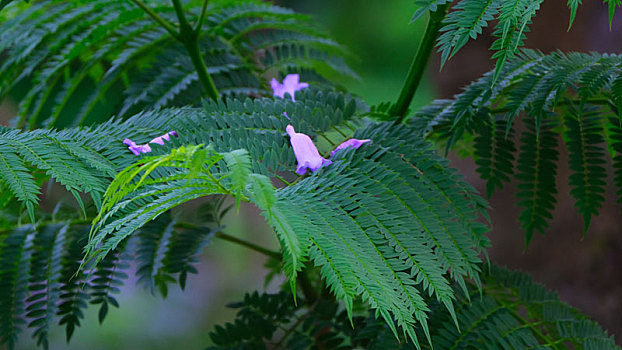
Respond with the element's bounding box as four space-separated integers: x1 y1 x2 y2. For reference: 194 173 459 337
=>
392 3 449 124
195 0 209 33
214 231 282 260
171 0 220 101
129 0 180 40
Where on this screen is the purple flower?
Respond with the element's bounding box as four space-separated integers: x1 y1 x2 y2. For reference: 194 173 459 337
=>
123 139 152 155
123 131 178 155
270 74 309 102
330 139 371 157
286 124 331 175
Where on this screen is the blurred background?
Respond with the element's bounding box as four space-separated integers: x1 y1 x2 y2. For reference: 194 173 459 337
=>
1 0 621 348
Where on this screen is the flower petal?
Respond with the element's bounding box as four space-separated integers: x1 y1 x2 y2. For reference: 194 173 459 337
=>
330 139 371 157
286 124 330 175
124 131 177 155
271 74 309 102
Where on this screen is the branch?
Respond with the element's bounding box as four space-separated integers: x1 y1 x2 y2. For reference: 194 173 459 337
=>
173 221 281 259
171 0 220 101
195 0 209 34
129 0 180 40
214 231 282 260
392 3 450 124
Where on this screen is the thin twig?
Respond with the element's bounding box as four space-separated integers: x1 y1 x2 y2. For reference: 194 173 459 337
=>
195 0 210 33
129 0 180 39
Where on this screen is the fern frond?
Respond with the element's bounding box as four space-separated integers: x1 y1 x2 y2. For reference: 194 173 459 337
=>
0 127 130 221
473 117 516 197
26 223 67 349
0 211 221 348
437 0 503 66
417 49 622 242
516 117 559 245
0 225 35 349
206 266 620 350
563 105 607 233
425 265 619 349
489 0 543 83
135 215 177 297
0 0 353 129
78 105 487 348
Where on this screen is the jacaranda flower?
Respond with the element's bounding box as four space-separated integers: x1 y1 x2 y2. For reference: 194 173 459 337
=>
123 131 178 155
286 124 331 175
270 74 309 102
330 138 371 157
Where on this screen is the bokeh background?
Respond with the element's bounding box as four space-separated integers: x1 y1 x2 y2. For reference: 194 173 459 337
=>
1 1 621 349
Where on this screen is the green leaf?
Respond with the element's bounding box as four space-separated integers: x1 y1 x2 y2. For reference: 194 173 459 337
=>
567 0 582 30
605 0 621 30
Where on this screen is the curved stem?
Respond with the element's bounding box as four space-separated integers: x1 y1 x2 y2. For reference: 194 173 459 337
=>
129 0 180 40
171 0 220 101
392 3 450 124
214 231 282 260
195 0 210 33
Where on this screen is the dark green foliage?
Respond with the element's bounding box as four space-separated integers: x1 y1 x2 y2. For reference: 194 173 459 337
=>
0 226 34 349
85 101 490 347
206 266 620 349
207 292 298 349
27 223 67 349
424 266 619 349
0 124 135 222
609 116 622 208
0 89 356 225
0 0 353 129
473 117 516 197
207 291 412 350
415 49 622 243
0 213 219 348
0 1 619 349
562 106 607 233
516 117 558 245
431 0 615 83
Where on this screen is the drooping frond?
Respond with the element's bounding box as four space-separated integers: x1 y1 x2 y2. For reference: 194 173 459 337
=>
0 127 127 221
0 0 354 129
436 0 504 66
433 0 619 83
473 116 516 197
563 105 607 233
414 49 622 243
86 105 489 348
205 266 620 350
0 89 355 222
516 116 558 245
0 209 222 349
425 265 619 349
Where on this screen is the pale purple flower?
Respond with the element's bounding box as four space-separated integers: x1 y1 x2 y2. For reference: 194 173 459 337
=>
123 131 178 155
270 74 309 102
286 124 331 175
330 139 371 157
123 139 152 155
